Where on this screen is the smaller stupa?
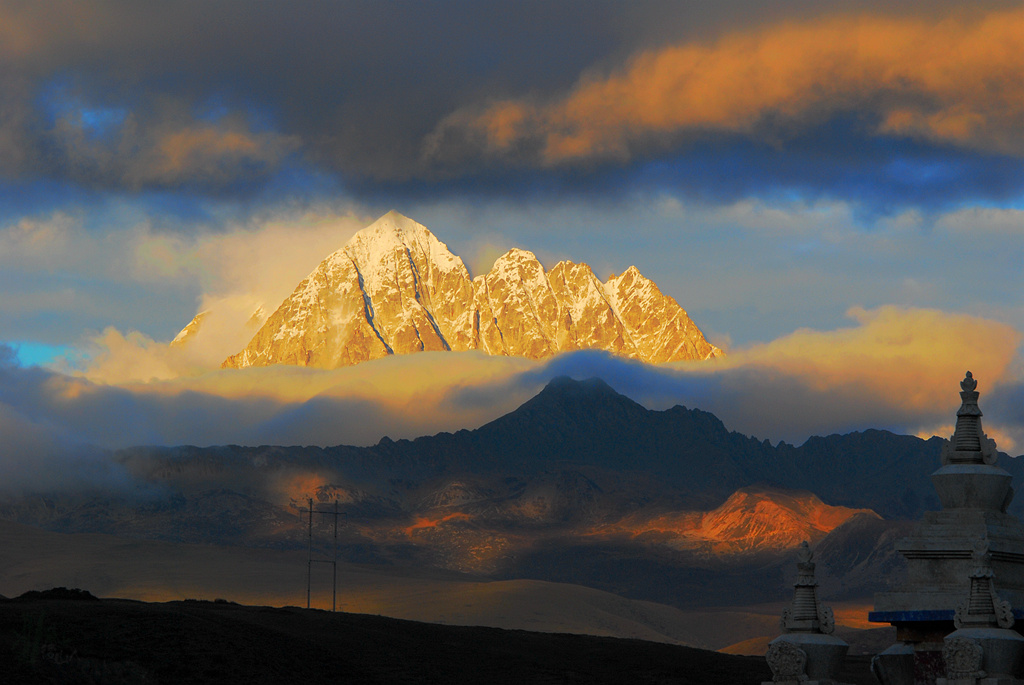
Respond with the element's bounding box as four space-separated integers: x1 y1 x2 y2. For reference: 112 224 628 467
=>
764 541 850 685
937 539 1024 685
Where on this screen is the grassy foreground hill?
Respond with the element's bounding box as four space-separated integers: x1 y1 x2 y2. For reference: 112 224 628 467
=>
0 589 885 684
0 589 782 685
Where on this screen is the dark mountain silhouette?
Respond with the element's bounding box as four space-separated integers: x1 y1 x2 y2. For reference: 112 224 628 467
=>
102 376 1004 522
813 513 916 599
61 375 1018 567
358 376 1007 520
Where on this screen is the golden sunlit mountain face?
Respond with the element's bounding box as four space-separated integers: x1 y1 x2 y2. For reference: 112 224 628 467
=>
592 488 878 556
217 212 721 371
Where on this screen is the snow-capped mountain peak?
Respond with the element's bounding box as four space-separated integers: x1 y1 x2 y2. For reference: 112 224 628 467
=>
218 211 721 369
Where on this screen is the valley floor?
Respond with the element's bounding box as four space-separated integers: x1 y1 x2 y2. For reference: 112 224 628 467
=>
0 518 891 654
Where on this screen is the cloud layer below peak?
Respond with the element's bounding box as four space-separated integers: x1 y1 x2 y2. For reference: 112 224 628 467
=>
2 304 1021 494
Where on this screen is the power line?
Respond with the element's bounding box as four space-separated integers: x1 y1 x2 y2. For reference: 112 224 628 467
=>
301 498 343 611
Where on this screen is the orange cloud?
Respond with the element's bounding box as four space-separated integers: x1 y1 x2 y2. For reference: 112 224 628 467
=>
61 209 371 383
146 125 295 184
433 6 1024 163
728 305 1023 412
0 4 48 57
68 346 536 446
916 423 1018 453
45 96 298 189
80 327 197 384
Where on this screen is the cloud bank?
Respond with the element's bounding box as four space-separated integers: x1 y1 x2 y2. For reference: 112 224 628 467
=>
431 7 1024 165
3 305 1021 494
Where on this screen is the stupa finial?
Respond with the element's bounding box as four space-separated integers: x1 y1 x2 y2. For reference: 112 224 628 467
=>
962 370 978 393
943 371 998 466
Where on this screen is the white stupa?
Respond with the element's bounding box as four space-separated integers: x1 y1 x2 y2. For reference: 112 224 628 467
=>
871 372 1024 685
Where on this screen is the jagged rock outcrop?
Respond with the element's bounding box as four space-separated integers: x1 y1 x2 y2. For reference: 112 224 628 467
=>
170 311 208 348
220 211 721 369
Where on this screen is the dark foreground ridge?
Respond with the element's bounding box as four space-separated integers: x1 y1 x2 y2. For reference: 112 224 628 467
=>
0 590 774 685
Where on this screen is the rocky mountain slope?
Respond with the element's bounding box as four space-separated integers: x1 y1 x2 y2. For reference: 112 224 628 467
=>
606 487 879 556
219 211 721 369
5 376 1000 611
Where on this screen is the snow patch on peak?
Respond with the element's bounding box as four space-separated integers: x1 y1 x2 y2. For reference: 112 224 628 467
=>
364 209 427 235
617 265 643 283
606 265 649 289
344 211 427 259
221 212 722 369
171 310 210 347
495 247 539 264
550 260 596 279
344 211 467 277
246 305 267 329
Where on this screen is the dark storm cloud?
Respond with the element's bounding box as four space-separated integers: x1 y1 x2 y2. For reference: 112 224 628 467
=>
1 1 1023 208
0 0 630 191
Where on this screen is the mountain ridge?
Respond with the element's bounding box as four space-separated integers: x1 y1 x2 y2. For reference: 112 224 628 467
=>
355 375 1019 520
217 211 722 369
4 375 1005 611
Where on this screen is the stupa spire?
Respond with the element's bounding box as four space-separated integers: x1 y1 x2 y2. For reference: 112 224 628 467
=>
954 539 1015 630
954 371 983 453
942 371 998 467
765 542 850 685
781 541 835 634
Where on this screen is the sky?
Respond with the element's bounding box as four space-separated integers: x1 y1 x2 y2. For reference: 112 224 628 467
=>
1 1 1024 491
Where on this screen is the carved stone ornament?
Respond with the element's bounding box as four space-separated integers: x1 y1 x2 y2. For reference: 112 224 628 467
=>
766 640 809 682
796 542 813 565
996 597 1016 628
982 434 998 465
943 637 986 680
953 596 970 630
816 605 835 635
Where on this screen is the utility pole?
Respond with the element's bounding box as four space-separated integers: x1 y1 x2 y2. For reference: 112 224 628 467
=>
302 497 342 611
